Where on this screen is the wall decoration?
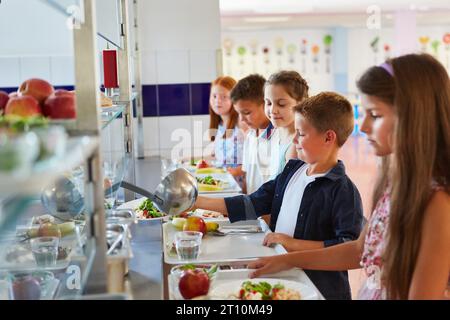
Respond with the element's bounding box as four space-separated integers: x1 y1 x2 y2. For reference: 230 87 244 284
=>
222 26 447 94
383 44 391 61
223 38 234 76
249 39 259 73
370 36 380 65
431 39 440 57
237 46 247 77
220 29 342 91
287 44 297 64
312 44 320 74
419 36 430 53
323 34 333 74
300 39 308 74
443 33 450 69
274 37 285 70
262 46 271 75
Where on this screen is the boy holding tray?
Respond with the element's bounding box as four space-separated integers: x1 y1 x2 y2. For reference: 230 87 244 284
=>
193 92 364 300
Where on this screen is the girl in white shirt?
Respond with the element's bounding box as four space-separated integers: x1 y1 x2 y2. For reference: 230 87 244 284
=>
264 71 310 178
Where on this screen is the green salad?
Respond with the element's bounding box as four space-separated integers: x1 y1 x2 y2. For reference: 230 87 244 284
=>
196 175 220 186
239 281 285 300
137 199 165 219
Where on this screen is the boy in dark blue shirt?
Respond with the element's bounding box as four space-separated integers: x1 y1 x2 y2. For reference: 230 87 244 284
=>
194 92 364 300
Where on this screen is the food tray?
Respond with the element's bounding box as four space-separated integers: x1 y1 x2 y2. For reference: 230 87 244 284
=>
163 219 286 265
0 241 73 272
168 267 324 300
0 221 83 273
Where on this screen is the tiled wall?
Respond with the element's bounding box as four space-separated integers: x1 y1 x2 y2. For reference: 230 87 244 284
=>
0 53 215 159
141 83 211 117
0 56 74 88
1 0 222 159
137 48 219 157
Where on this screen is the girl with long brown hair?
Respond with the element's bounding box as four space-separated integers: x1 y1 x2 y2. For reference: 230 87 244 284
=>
264 71 309 177
246 53 450 300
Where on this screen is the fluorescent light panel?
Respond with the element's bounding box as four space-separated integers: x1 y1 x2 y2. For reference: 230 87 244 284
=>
244 16 291 23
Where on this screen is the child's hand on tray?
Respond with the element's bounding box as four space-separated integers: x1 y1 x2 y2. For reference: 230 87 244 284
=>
247 254 293 279
227 166 244 177
263 232 293 249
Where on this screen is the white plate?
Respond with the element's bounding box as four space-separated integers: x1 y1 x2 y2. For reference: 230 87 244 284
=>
209 278 319 300
117 198 167 221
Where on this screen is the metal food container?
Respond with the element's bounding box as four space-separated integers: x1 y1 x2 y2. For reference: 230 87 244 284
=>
106 225 133 294
105 209 136 226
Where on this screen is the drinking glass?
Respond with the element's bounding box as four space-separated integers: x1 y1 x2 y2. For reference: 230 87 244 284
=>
175 231 202 261
30 237 60 268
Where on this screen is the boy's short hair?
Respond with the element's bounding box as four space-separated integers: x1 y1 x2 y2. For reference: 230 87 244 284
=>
295 92 354 147
230 74 266 105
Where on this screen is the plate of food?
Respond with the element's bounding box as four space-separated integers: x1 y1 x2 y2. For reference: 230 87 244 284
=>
191 209 225 220
196 175 228 193
209 279 318 300
117 198 167 220
165 209 225 224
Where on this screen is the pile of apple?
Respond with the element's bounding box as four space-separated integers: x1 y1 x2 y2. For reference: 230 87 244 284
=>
0 78 76 119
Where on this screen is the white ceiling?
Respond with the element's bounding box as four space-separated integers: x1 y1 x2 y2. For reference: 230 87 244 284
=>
220 0 450 30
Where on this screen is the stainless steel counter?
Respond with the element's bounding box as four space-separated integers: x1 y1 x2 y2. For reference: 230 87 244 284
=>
125 156 164 300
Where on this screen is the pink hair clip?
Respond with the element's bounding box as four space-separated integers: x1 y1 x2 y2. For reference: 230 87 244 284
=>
379 62 394 77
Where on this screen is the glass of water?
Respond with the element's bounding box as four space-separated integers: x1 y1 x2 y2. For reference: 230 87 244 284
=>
175 231 202 261
30 237 60 268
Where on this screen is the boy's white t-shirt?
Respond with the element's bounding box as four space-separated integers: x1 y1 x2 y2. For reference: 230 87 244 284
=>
242 124 279 194
275 164 328 237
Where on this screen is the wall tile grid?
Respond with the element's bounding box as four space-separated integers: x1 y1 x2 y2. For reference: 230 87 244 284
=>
0 54 214 158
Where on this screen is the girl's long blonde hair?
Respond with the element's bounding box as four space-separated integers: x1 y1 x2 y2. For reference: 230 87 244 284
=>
357 54 450 299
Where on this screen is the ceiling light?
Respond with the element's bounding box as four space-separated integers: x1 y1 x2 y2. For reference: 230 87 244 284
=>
244 16 291 23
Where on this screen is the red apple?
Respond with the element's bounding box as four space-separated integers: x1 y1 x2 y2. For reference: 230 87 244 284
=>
197 160 209 169
0 91 9 111
11 274 41 300
53 89 74 97
183 216 207 237
9 91 19 99
19 78 54 105
5 95 42 117
43 90 76 119
178 269 210 299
